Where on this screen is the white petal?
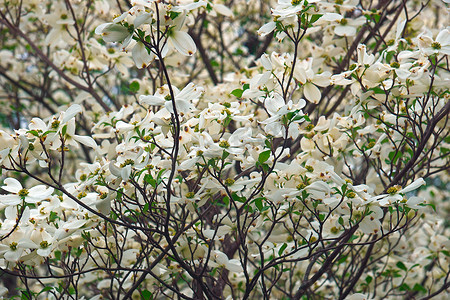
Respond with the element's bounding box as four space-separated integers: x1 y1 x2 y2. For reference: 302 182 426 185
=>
134 13 153 28
226 259 243 273
436 29 450 46
293 67 307 84
171 1 206 12
395 19 406 40
4 249 23 261
95 23 112 35
334 25 357 37
170 31 196 56
132 42 155 69
37 247 52 257
257 22 276 36
0 194 21 205
96 198 112 215
115 121 135 133
109 162 121 177
406 196 423 208
214 4 233 17
319 13 342 22
260 53 272 71
165 99 194 114
139 95 165 106
121 165 131 179
5 206 17 219
18 240 38 249
63 219 86 230
303 83 321 104
122 34 133 48
73 135 98 149
399 178 425 194
101 24 130 42
113 12 128 23
312 72 331 87
2 178 22 193
62 104 82 124
28 185 53 198
29 118 48 131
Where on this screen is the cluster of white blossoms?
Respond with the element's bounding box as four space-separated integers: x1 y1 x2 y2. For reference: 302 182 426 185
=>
0 0 448 299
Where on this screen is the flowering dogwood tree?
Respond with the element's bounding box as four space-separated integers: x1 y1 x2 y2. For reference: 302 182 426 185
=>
0 0 449 299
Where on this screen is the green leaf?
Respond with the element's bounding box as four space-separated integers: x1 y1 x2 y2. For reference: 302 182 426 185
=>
337 255 347 264
310 14 322 24
396 261 407 271
49 211 59 222
141 290 153 300
38 286 54 295
278 243 287 256
21 290 33 300
222 150 230 160
28 130 40 137
230 89 243 98
399 283 411 291
412 283 427 293
143 203 149 213
211 60 219 67
255 197 263 211
372 13 381 23
258 150 271 164
144 174 156 188
129 81 140 93
222 196 230 206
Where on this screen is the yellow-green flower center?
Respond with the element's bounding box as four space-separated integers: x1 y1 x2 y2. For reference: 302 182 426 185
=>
431 42 441 50
297 183 306 190
305 124 315 131
18 188 29 197
387 186 399 195
219 141 230 148
40 241 49 249
10 242 18 251
224 178 235 186
51 120 60 129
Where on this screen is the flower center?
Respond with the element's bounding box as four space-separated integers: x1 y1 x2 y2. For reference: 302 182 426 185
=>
431 42 441 50
224 178 235 186
10 242 18 251
219 141 230 148
387 186 399 195
18 188 29 197
40 241 50 249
